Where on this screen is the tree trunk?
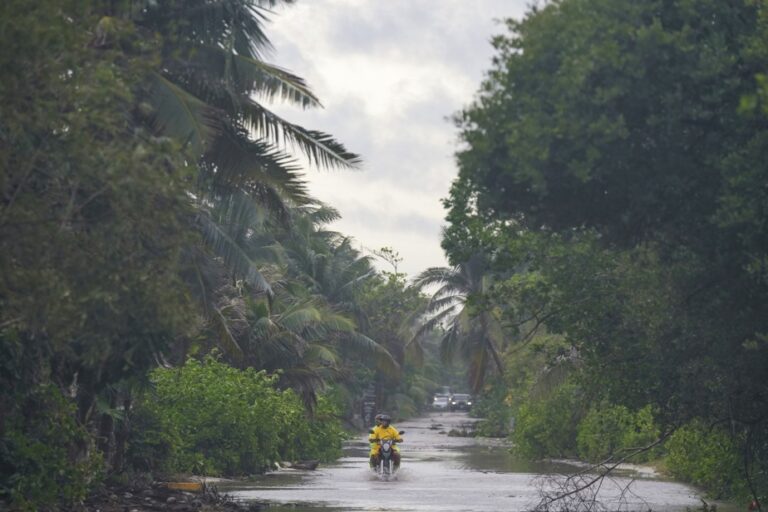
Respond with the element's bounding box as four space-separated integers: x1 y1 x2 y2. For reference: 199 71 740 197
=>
112 396 131 473
96 394 116 468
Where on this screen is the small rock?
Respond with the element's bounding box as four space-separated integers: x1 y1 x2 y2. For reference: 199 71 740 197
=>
109 494 119 501
167 496 177 504
123 492 133 499
191 499 203 508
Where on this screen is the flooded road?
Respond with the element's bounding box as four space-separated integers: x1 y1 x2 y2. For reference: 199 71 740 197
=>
224 412 720 511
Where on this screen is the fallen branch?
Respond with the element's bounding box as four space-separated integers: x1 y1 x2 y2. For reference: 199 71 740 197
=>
533 432 671 511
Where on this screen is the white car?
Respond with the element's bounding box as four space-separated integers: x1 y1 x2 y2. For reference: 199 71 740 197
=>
432 394 450 409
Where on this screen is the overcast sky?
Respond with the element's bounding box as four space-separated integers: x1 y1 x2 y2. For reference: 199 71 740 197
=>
266 1 531 277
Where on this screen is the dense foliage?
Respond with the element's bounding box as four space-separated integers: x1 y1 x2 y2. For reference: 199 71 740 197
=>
665 421 749 500
1 385 103 509
439 0 768 504
9 0 767 508
0 1 432 509
130 356 343 476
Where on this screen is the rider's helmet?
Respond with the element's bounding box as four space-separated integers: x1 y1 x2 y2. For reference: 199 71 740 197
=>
374 413 383 424
379 414 391 426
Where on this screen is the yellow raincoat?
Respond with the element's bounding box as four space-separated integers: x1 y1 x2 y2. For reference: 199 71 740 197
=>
368 424 402 456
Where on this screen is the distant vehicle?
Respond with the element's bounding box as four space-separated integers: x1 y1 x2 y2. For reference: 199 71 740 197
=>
432 394 450 410
449 393 472 411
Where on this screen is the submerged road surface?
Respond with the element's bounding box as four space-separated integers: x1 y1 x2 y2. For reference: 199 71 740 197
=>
224 412 722 512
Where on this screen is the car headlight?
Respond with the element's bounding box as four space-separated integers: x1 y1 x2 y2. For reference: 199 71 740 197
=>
467 401 472 405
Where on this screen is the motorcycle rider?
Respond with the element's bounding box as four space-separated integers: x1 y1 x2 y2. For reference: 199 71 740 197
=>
368 413 384 467
368 414 403 469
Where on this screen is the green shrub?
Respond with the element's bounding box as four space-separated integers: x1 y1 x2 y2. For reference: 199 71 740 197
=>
0 385 103 510
130 356 344 476
472 382 513 437
576 404 660 463
125 401 179 473
276 394 345 463
512 382 582 459
666 421 747 500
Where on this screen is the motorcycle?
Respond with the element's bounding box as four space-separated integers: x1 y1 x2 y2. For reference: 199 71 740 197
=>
370 430 404 479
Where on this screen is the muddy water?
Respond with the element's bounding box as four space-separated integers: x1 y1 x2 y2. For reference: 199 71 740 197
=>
223 412 724 511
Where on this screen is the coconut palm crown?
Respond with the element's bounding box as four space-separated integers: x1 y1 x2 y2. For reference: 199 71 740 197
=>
412 254 505 392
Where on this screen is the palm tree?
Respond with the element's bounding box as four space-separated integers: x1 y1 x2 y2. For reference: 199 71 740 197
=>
86 1 360 303
258 206 411 412
412 254 506 392
167 4 352 265
133 0 360 168
244 293 398 410
279 205 377 314
100 1 363 355
81 2 367 458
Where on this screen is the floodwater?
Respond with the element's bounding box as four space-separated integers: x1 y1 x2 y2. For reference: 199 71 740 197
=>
223 412 725 512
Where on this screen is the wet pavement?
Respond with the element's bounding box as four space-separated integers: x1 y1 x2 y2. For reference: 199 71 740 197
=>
223 412 724 512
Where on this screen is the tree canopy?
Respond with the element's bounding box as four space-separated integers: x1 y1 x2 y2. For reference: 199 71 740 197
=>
0 2 432 507
444 0 768 503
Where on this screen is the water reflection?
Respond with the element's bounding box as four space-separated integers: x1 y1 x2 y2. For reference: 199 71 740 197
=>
223 412 723 512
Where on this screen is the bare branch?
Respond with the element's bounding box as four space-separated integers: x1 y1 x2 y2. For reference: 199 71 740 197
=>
534 432 671 511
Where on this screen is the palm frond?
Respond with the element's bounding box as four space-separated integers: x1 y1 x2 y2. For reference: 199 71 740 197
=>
210 188 266 242
338 331 399 378
195 45 321 107
335 267 376 295
439 324 462 365
203 125 311 213
211 305 243 361
317 311 356 333
250 314 279 339
305 203 341 225
279 305 322 332
277 365 324 412
148 72 221 156
263 330 307 362
305 344 339 366
198 212 273 296
247 240 285 267
412 266 466 291
240 97 362 169
430 282 467 301
467 345 490 393
405 337 425 367
144 1 276 58
409 304 460 342
423 294 464 316
183 245 220 315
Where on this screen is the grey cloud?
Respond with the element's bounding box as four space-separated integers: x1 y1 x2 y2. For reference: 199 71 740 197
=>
342 203 442 238
267 1 530 275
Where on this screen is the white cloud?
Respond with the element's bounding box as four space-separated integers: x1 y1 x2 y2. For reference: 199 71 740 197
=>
264 1 530 277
